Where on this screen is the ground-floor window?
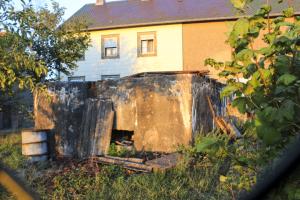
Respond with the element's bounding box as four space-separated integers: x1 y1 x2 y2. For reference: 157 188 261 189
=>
68 76 85 82
101 74 120 80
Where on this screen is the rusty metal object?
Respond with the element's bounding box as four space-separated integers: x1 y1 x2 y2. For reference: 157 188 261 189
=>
22 130 48 162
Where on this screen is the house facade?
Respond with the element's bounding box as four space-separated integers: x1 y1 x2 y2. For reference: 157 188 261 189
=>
68 24 183 81
63 0 300 81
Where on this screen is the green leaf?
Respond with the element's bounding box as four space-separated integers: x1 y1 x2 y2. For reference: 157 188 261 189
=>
244 84 254 95
249 71 261 88
230 0 246 10
236 49 254 66
274 55 291 74
196 137 219 153
280 100 295 120
232 97 248 113
258 46 274 56
264 32 277 44
221 82 244 97
277 74 297 85
256 4 271 16
262 106 277 122
233 18 250 36
256 124 281 145
283 7 294 18
260 69 273 85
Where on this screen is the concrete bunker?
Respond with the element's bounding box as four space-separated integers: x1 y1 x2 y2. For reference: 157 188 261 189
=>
34 71 225 158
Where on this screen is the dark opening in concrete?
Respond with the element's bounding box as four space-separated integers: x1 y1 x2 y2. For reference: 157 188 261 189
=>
111 130 134 151
111 130 134 143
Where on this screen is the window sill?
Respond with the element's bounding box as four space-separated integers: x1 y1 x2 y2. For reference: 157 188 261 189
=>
138 53 157 57
101 56 120 60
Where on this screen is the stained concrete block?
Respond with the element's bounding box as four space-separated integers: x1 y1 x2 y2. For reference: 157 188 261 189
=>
35 72 224 158
96 74 223 153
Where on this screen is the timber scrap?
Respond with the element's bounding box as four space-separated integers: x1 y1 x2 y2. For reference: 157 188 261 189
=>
90 153 181 173
207 96 242 138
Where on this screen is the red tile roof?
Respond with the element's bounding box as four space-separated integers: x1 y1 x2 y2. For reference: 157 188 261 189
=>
68 0 300 31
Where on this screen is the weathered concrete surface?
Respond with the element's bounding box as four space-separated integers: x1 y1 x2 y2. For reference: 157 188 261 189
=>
96 73 222 152
34 83 88 157
35 73 223 157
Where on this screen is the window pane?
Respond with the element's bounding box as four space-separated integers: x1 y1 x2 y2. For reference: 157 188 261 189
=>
104 37 117 48
101 74 120 80
141 39 154 54
112 48 117 56
105 47 117 57
68 76 85 82
105 48 111 56
147 40 154 53
141 40 148 54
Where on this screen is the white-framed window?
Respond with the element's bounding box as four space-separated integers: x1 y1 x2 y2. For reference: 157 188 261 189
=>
101 34 120 59
137 31 157 57
68 76 85 82
101 74 120 80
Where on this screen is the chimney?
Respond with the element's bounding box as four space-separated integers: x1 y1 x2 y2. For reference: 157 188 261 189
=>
96 0 104 5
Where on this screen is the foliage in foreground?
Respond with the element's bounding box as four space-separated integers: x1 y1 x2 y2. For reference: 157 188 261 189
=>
206 1 300 145
0 0 90 109
1 131 299 200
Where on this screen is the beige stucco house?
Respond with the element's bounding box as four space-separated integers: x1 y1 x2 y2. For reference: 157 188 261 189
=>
63 0 300 81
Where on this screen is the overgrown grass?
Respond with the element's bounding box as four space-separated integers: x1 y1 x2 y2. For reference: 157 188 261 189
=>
0 133 25 200
0 133 25 170
0 131 299 200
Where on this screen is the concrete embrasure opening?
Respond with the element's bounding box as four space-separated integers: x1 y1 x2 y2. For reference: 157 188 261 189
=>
111 130 134 151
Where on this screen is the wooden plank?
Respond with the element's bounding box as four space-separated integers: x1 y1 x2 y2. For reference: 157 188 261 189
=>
207 96 241 137
93 100 114 156
104 155 144 163
93 156 153 172
206 96 216 119
78 99 114 158
78 99 98 158
145 153 181 171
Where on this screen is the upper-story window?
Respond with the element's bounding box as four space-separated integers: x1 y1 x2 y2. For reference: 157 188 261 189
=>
137 31 157 57
101 34 120 59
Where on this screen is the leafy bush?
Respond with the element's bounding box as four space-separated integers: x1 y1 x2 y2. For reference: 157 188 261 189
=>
206 2 300 144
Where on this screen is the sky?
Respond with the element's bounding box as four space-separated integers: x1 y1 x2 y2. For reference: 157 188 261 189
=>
32 0 95 20
14 0 122 20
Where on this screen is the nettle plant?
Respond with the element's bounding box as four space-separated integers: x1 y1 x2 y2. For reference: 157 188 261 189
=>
206 2 300 145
